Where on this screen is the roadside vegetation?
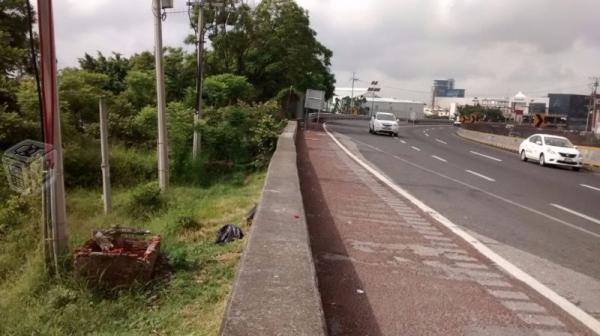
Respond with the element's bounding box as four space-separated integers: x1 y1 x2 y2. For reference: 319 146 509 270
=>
0 0 334 335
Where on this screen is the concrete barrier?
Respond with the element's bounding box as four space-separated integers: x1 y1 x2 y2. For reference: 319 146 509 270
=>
458 128 600 169
220 121 327 336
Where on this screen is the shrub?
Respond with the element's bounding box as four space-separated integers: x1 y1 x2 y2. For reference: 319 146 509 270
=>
0 195 29 234
126 182 164 218
200 101 285 169
63 139 156 188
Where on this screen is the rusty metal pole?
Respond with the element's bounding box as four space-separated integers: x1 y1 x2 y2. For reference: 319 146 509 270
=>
37 0 68 272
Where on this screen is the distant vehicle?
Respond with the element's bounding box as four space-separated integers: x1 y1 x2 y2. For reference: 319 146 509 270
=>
453 119 462 126
369 112 399 136
518 134 582 171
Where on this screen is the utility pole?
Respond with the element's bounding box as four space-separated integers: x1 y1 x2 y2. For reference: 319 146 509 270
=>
99 97 111 214
350 72 359 114
367 81 380 118
153 0 170 191
586 77 599 132
191 0 205 159
190 0 227 159
37 0 67 271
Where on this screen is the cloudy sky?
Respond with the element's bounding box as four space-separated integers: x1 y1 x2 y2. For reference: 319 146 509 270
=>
49 0 600 102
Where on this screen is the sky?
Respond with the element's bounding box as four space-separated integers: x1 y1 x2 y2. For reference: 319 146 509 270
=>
48 0 600 102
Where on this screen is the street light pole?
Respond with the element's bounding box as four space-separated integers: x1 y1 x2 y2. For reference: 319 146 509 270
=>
153 0 169 191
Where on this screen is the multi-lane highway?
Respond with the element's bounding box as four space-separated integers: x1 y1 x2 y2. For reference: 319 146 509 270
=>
326 119 600 318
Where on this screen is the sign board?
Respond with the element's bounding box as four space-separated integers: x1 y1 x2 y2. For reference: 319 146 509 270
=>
533 113 544 128
409 111 416 121
305 89 325 111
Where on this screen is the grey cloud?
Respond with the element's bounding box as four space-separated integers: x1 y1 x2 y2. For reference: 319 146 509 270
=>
48 0 600 99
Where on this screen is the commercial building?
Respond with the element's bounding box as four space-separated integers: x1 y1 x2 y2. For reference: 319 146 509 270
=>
435 92 548 120
548 93 590 130
363 97 426 120
433 79 465 98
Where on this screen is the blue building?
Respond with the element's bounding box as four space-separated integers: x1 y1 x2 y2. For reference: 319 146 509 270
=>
433 79 465 98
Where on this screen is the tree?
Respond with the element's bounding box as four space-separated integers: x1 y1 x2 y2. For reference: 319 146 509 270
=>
121 70 155 111
203 73 253 107
0 0 35 111
78 52 130 94
198 0 335 101
164 47 196 103
58 68 110 130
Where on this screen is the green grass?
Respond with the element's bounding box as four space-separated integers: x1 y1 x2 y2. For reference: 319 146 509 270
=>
0 172 265 336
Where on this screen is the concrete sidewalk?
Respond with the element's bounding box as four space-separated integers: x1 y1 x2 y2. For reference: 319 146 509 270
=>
297 128 593 336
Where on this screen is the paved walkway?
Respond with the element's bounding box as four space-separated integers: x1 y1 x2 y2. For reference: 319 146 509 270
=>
297 128 593 336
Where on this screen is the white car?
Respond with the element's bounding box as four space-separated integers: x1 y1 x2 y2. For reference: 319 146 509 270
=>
369 112 399 136
518 134 582 171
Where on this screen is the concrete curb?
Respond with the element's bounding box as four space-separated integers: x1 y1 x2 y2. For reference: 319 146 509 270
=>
220 121 327 336
457 128 600 170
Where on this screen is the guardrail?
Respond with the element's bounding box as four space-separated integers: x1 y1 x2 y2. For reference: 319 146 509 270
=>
220 121 327 336
457 128 600 169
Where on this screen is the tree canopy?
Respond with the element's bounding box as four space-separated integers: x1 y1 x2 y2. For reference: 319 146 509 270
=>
199 0 336 100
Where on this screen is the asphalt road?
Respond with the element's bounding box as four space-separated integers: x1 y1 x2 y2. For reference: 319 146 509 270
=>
326 119 600 316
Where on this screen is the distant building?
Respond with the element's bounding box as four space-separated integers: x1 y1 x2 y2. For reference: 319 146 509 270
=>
433 79 465 98
548 93 590 130
434 92 548 121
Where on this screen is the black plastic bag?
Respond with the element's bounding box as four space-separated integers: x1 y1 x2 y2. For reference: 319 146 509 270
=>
215 224 244 245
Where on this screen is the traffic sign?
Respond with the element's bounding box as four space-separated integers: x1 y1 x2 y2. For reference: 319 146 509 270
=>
533 113 544 128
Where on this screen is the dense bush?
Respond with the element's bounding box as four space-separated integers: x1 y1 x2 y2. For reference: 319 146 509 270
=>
63 139 156 188
126 181 165 218
200 101 285 169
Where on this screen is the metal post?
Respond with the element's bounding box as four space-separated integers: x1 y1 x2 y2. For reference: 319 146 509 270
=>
99 97 111 214
192 1 205 159
37 0 67 266
154 0 169 190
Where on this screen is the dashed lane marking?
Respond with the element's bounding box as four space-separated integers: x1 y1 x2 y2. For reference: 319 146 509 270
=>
436 139 448 144
466 169 496 182
432 155 447 162
550 204 600 226
324 123 600 334
470 150 503 162
399 139 407 144
411 146 421 152
580 184 600 192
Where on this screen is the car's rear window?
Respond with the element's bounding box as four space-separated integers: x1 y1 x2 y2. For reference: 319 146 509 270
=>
377 114 395 121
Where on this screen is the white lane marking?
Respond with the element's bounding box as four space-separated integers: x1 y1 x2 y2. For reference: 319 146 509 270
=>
411 146 421 152
432 155 447 162
347 136 600 239
323 123 600 334
436 139 448 145
580 184 600 192
424 134 430 137
399 139 407 144
470 151 503 162
465 170 496 182
550 204 600 226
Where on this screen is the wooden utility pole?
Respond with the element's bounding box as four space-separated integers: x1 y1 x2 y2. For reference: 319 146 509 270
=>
99 97 111 214
153 0 169 191
37 0 68 270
